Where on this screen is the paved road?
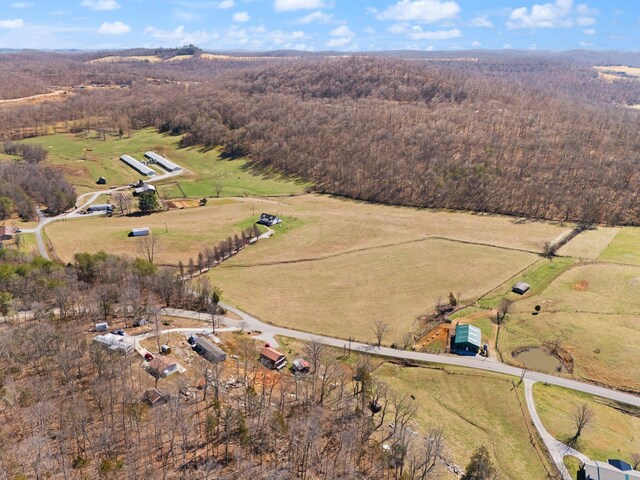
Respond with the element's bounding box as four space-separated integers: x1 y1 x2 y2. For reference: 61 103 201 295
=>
524 379 589 480
32 169 184 259
162 304 640 408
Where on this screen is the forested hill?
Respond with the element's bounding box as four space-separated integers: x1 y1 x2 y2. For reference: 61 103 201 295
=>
2 52 640 224
183 58 640 225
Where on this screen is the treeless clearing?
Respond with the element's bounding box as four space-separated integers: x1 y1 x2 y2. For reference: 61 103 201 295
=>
594 65 640 81
45 197 277 265
87 55 163 64
499 263 640 390
0 89 72 107
374 363 553 480
211 237 537 343
558 226 619 259
598 227 640 265
534 383 640 462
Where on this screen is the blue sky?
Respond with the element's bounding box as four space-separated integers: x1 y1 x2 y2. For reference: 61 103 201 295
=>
0 0 637 51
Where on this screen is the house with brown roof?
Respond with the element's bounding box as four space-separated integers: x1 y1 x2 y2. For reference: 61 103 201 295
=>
0 226 14 241
146 356 179 379
259 345 287 370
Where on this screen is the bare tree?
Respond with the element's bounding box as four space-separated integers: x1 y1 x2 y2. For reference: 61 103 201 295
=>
496 297 513 324
407 426 445 479
137 234 161 263
569 403 595 447
14 232 22 250
631 452 640 470
113 192 132 215
214 182 224 198
372 319 389 347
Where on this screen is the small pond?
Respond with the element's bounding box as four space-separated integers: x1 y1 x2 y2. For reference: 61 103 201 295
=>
512 347 567 373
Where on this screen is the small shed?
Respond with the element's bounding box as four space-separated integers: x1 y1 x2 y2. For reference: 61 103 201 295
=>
512 282 530 295
292 358 310 373
143 389 168 407
0 226 14 241
194 336 227 363
259 345 287 370
96 176 107 185
131 227 150 237
453 324 482 355
256 213 282 227
95 322 109 332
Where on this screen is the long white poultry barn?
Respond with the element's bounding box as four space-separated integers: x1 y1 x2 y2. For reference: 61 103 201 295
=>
144 151 182 172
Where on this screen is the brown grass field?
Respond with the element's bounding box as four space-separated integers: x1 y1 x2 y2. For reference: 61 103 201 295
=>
374 363 553 479
500 263 640 391
45 197 279 265
534 383 640 463
558 226 619 259
207 195 568 342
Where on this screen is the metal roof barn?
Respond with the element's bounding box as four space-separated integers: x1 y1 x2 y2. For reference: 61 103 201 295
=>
454 324 482 354
88 204 113 212
131 227 150 237
120 154 157 176
144 151 182 172
512 282 531 295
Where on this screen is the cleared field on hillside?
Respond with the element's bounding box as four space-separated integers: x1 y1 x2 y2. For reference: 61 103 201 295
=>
374 363 552 479
208 195 568 342
598 227 640 265
46 197 273 265
534 383 640 462
22 129 306 196
558 226 619 259
499 263 640 390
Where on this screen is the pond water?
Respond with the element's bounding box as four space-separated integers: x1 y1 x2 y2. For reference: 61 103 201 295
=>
512 347 567 373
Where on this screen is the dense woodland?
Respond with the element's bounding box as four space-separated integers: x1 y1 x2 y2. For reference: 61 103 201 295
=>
0 249 451 479
2 49 640 224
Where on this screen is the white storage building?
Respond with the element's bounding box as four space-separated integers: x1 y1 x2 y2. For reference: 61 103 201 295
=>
144 151 181 172
120 154 157 176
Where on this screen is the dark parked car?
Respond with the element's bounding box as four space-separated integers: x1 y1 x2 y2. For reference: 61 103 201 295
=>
144 353 154 361
114 329 125 336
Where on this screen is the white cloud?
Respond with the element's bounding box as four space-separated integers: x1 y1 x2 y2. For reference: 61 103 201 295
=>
576 16 594 25
297 10 333 24
274 0 328 12
388 22 409 34
507 0 597 29
12 2 32 8
363 26 376 34
503 43 512 49
409 27 462 40
216 0 234 9
582 28 595 35
232 11 250 22
376 0 460 23
508 0 573 29
471 39 481 46
97 21 130 35
0 19 24 29
81 0 120 11
327 23 354 47
470 15 493 28
580 40 593 46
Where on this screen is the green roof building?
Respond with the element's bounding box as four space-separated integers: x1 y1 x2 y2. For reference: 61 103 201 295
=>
454 324 482 354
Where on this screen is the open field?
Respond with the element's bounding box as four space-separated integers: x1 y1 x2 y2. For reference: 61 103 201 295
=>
598 227 640 265
374 363 553 479
496 263 640 390
595 65 640 81
87 55 164 64
534 383 640 463
46 197 275 265
0 89 72 107
207 195 570 342
22 129 306 195
558 226 620 259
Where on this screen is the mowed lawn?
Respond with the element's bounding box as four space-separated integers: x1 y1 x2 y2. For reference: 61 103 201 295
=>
500 263 640 391
46 197 277 265
22 128 306 196
599 227 640 265
205 195 569 342
374 363 553 479
534 383 640 462
558 226 620 259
